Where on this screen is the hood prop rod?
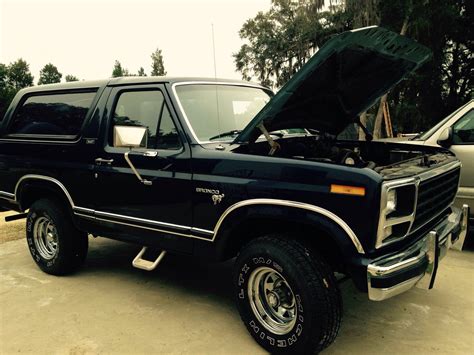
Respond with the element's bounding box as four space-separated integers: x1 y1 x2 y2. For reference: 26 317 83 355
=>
356 117 373 142
257 123 280 156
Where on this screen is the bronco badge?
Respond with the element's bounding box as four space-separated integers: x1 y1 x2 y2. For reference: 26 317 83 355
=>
196 187 225 205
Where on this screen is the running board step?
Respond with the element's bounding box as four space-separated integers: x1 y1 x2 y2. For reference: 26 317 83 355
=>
132 247 167 271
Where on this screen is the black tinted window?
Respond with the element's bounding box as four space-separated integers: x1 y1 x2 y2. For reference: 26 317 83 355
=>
156 105 181 149
9 91 96 136
113 90 163 149
113 90 181 150
453 109 474 144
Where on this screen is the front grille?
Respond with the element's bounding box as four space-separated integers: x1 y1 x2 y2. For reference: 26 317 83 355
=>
412 167 460 231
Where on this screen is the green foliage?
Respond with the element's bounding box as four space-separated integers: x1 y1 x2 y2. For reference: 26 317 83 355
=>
65 74 79 82
151 48 167 76
235 0 472 133
234 0 349 88
112 60 125 77
6 58 34 90
0 59 34 119
111 60 137 77
138 67 147 76
38 63 62 85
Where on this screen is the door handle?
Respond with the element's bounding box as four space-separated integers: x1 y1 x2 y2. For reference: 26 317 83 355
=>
95 158 114 165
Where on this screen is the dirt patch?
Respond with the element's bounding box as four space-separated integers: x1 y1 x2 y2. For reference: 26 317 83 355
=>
0 211 26 244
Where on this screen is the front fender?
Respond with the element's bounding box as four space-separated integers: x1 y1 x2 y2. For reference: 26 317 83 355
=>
212 199 365 259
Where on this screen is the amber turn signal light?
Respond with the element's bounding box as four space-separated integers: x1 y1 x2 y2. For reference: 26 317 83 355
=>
330 184 366 196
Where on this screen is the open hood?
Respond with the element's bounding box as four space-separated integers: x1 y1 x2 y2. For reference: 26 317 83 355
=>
235 26 432 143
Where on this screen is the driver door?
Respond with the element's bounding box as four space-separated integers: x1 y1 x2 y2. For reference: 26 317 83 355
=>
92 84 193 248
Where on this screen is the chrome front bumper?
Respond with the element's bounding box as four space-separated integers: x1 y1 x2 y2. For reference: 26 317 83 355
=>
367 204 469 301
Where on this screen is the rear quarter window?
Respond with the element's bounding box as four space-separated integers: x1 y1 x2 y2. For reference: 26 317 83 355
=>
7 91 97 138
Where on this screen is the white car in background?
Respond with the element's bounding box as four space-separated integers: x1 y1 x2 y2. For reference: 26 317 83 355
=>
406 100 473 247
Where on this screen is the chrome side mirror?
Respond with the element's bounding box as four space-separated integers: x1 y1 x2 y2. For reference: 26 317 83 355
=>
113 125 147 148
113 125 152 186
437 127 453 148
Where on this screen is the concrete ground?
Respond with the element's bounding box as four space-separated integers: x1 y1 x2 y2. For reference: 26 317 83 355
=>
0 211 473 354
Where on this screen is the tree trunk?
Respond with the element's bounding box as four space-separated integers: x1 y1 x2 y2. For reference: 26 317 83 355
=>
372 16 410 139
358 112 368 140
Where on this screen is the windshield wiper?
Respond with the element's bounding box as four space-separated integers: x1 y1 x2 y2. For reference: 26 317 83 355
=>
209 130 242 141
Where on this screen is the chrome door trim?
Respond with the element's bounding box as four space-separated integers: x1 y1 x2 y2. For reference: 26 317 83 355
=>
94 210 193 231
8 175 364 252
211 198 365 254
86 215 214 241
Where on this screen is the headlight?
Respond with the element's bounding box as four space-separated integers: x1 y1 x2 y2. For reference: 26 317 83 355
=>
386 189 397 215
376 179 417 248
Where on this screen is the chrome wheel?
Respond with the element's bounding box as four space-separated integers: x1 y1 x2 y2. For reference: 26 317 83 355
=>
33 216 59 260
247 266 297 335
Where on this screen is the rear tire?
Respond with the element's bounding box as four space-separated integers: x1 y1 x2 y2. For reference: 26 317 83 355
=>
26 198 88 275
234 235 342 354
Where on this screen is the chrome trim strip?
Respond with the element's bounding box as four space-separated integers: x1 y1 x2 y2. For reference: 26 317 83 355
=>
94 210 192 231
73 206 95 214
212 198 365 254
0 191 15 200
190 227 214 235
14 174 76 208
171 81 268 145
83 214 214 242
11 175 363 251
0 138 80 144
417 160 461 181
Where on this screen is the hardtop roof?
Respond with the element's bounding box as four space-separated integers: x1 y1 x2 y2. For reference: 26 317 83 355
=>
17 77 265 94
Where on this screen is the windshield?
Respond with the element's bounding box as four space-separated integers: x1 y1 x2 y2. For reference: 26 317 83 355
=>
175 84 271 142
416 104 467 141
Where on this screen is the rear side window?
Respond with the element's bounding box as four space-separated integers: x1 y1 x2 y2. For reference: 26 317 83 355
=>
8 91 96 137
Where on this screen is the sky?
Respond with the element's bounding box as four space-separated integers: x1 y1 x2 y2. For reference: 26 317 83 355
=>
0 0 271 82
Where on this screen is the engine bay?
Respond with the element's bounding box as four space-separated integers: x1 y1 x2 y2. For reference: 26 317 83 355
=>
233 133 457 178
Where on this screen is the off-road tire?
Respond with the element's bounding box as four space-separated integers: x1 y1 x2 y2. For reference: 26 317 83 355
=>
234 235 342 354
26 198 88 275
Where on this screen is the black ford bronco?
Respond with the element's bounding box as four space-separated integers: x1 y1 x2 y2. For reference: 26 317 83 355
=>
0 27 469 353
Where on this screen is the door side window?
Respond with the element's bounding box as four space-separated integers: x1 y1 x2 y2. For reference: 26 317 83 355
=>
111 90 181 150
156 104 181 149
113 90 162 149
452 109 474 144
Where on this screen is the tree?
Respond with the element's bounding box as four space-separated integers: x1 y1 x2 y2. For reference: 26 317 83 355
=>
138 67 147 76
112 60 124 77
111 60 135 77
7 58 34 90
0 63 8 89
1 60 34 119
38 63 62 85
151 48 167 76
234 0 347 89
0 63 16 119
235 0 472 136
65 74 79 82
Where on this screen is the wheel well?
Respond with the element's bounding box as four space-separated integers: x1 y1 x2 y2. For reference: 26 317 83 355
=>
222 217 346 272
17 182 71 215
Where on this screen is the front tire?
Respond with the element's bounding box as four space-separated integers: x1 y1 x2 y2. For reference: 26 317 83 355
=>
26 198 88 275
234 235 342 354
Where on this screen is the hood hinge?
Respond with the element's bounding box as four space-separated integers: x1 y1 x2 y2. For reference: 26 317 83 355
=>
257 123 280 155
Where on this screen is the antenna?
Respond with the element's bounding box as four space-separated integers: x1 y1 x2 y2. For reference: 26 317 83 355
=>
212 23 218 79
211 23 222 139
